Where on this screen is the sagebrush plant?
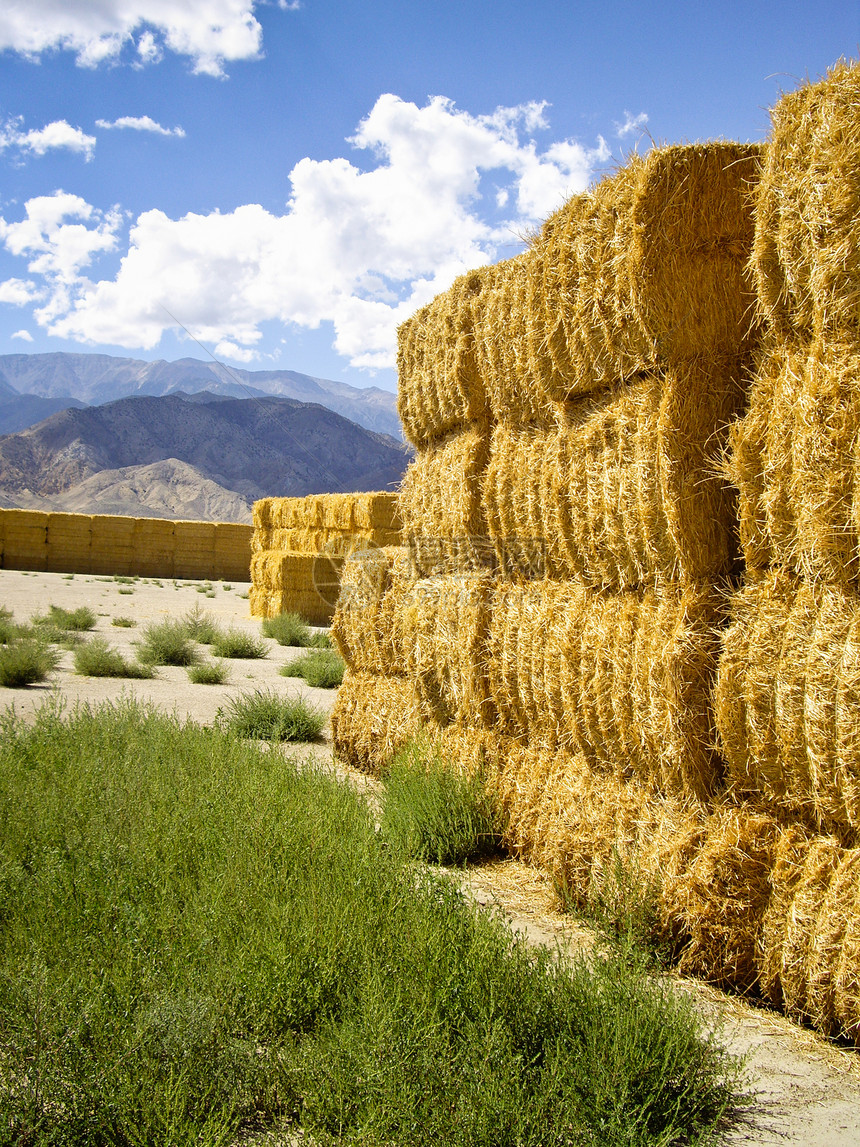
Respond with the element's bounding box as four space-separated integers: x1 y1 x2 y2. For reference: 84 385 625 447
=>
0 639 60 687
218 689 324 742
380 737 502 865
261 611 314 647
111 616 137 628
137 619 200 666
0 699 739 1145
73 637 155 680
188 661 230 685
181 604 224 645
209 628 267 660
280 648 345 689
0 607 22 644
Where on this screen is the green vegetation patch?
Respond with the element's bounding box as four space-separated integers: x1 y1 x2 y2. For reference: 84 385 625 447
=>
280 648 345 688
73 637 155 679
218 689 324 742
0 639 60 687
209 628 267 660
0 700 739 1145
188 661 230 685
137 619 200 667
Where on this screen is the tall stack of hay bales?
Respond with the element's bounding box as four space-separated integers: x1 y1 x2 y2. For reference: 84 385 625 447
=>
249 492 400 627
715 61 860 1034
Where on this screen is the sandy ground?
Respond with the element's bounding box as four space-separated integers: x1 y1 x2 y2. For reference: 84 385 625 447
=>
3 568 860 1145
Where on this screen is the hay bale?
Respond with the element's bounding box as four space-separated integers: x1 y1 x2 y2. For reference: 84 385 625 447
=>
663 805 780 992
715 572 860 835
132 517 175 578
806 847 860 1034
331 546 413 675
213 522 252 581
528 143 761 399
330 670 430 775
1 510 49 570
352 492 401 534
726 337 860 582
401 573 496 727
45 512 92 573
487 579 724 800
750 60 860 339
483 358 745 588
758 824 815 1006
398 423 494 576
397 268 490 447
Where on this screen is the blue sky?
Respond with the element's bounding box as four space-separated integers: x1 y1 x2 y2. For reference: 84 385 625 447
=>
0 1 857 394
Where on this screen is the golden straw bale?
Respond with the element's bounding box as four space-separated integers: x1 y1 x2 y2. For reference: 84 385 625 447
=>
531 143 761 398
401 573 496 727
330 670 431 775
663 805 780 991
252 499 274 532
250 550 318 589
750 61 860 339
398 423 494 576
757 824 814 1006
352 492 401 534
716 572 860 835
270 588 337 626
331 546 413 674
397 269 490 447
45 513 92 573
320 494 355 531
482 358 745 587
488 579 724 799
776 836 843 1018
804 848 860 1034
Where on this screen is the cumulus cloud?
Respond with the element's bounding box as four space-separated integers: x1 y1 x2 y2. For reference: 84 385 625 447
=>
0 0 268 76
11 328 33 341
615 110 649 139
0 95 610 369
96 115 185 137
0 117 96 160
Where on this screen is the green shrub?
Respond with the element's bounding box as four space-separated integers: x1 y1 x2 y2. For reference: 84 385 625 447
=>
32 603 97 640
280 648 345 689
0 639 61 687
0 700 739 1145
111 616 137 628
381 738 501 865
219 689 324 742
188 661 230 685
261 611 313 647
180 604 224 645
73 637 155 679
209 628 267 659
137 619 200 666
0 607 22 645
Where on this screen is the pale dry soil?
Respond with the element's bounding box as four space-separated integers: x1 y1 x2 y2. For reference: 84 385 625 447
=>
3 568 860 1146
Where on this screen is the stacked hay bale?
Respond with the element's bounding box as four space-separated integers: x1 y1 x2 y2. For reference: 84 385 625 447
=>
716 61 860 1034
0 510 49 571
250 492 400 627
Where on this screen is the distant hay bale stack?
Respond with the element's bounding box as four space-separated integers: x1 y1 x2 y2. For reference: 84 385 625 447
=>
715 571 860 836
131 517 175 579
751 60 860 340
1 509 49 571
487 579 724 800
331 546 413 675
397 268 491 447
249 550 341 625
398 423 493 576
331 669 430 775
530 143 762 398
45 512 93 574
90 514 136 575
483 357 745 587
173 520 216 579
214 522 252 581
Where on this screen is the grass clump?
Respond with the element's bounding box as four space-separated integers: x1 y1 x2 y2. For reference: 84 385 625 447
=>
188 661 230 685
111 616 137 628
0 700 740 1146
0 607 23 644
73 637 155 679
137 619 200 667
31 604 97 645
219 689 324 742
181 604 224 645
261 611 313 647
381 738 501 865
281 648 345 688
0 639 60 687
209 628 267 659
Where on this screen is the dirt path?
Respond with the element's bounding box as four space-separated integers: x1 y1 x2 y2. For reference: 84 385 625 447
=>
3 568 860 1145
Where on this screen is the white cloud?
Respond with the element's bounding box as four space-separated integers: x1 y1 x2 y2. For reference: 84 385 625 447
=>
0 0 269 77
0 278 40 304
96 115 185 138
615 110 649 139
11 328 33 341
0 95 610 370
0 117 96 160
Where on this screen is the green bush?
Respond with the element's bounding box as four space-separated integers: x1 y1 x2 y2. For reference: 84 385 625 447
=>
0 700 739 1146
188 661 230 685
111 616 137 628
261 611 314 647
280 648 345 688
219 689 324 742
73 637 155 679
137 619 200 667
0 639 61 687
33 604 97 632
381 738 502 865
0 607 23 645
209 628 267 659
180 604 225 645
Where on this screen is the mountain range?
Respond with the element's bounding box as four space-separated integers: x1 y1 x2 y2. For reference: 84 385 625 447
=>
0 391 410 523
0 352 402 440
